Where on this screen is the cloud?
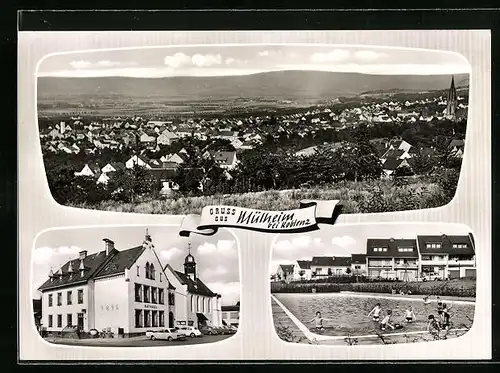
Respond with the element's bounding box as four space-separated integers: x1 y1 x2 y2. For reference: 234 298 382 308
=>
197 240 237 257
310 49 350 63
33 246 56 265
164 52 192 68
191 53 223 67
200 265 229 282
331 235 357 248
160 247 184 262
69 60 137 69
258 50 270 57
33 245 81 265
353 50 387 61
204 281 240 306
58 245 82 255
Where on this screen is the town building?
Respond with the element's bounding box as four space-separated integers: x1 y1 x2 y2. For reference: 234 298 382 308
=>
350 254 367 276
38 232 176 338
221 302 240 328
275 264 295 282
366 238 419 281
416 234 476 279
163 244 223 329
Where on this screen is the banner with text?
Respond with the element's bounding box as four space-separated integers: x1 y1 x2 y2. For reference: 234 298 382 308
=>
179 200 342 237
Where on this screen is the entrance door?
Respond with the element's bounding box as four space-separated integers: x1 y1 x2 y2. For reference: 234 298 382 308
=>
169 312 174 328
77 313 84 331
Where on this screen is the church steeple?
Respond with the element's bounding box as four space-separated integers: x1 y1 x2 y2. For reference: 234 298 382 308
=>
446 75 458 119
183 242 197 281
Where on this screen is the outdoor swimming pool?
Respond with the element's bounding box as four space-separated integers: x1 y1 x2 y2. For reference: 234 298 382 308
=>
273 293 475 337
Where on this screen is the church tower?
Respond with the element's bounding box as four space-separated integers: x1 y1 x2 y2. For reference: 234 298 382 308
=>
183 243 197 281
445 75 458 120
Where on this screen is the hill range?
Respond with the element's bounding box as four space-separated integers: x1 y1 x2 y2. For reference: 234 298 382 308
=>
37 70 469 102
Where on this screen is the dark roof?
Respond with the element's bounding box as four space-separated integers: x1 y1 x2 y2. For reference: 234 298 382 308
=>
350 254 367 264
278 264 295 273
110 162 126 171
94 246 145 279
382 157 406 171
296 260 311 270
38 249 115 291
366 238 418 258
221 305 240 312
416 235 475 255
213 151 237 166
382 149 405 159
173 270 217 297
311 256 352 267
448 139 465 149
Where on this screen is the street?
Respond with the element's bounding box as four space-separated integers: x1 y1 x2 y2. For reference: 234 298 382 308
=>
45 334 234 347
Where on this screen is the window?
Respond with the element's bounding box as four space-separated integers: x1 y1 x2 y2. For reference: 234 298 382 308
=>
150 264 155 280
159 311 165 327
57 292 62 306
48 294 53 307
136 265 140 277
373 247 388 252
453 244 467 249
168 292 175 306
144 310 151 327
57 314 62 328
48 315 53 327
135 309 143 328
398 247 414 252
78 289 83 304
145 262 150 280
144 286 150 303
67 291 72 305
151 287 157 304
67 313 73 326
135 283 142 302
355 265 361 269
422 256 431 260
159 289 164 304
190 295 195 312
152 311 158 327
207 298 211 310
160 273 162 282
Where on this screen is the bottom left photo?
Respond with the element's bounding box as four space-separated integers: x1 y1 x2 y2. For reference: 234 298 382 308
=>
31 225 240 347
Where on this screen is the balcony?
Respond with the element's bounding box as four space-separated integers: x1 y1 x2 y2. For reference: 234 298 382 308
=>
448 260 475 267
420 259 448 266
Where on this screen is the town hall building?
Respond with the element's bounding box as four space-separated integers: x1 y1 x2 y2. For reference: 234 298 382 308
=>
38 232 176 337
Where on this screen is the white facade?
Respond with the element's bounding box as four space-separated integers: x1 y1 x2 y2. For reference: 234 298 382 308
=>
164 264 223 328
125 155 152 169
292 262 312 281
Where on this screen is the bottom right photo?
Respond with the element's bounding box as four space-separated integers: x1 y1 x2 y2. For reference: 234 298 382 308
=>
270 223 476 346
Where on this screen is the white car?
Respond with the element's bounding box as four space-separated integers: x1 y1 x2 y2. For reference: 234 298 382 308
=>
179 326 202 338
150 328 186 341
145 330 154 338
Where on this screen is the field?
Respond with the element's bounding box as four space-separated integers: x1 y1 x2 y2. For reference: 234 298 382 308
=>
68 176 449 215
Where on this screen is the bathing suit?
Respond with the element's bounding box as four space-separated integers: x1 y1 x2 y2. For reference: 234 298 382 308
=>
406 317 413 322
373 315 380 321
371 308 381 321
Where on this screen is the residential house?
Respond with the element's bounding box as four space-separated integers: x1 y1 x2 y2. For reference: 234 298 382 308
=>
448 139 465 158
366 238 419 281
276 264 295 282
350 254 367 276
310 256 352 278
416 234 476 279
125 155 152 169
381 158 412 178
293 260 312 281
74 162 101 178
140 132 157 144
157 129 179 146
213 151 239 171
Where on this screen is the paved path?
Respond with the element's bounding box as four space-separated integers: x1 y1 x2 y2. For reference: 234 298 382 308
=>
45 334 233 347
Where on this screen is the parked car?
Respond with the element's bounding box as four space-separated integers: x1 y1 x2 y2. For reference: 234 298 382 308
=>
221 325 236 334
417 273 443 282
145 330 154 338
150 328 186 341
200 325 217 335
215 326 230 335
178 326 202 338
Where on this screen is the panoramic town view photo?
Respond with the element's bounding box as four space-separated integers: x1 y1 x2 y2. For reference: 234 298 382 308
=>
37 44 470 215
270 223 476 346
32 226 240 347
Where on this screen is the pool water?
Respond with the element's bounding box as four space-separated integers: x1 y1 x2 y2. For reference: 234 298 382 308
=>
273 293 475 337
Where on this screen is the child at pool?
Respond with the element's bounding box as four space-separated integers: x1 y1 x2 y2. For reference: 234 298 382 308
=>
380 310 396 331
436 296 444 311
427 314 441 336
307 311 333 331
404 306 416 323
367 303 382 321
423 295 431 304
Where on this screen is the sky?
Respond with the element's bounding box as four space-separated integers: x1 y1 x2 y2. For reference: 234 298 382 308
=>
270 222 473 274
37 45 471 78
32 226 240 306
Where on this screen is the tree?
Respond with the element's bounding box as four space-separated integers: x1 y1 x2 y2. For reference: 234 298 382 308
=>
408 149 436 175
327 268 333 277
393 165 414 178
332 142 383 182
